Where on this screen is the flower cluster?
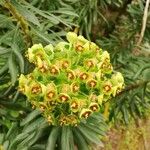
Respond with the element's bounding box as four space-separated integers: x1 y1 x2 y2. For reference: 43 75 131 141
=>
19 32 124 126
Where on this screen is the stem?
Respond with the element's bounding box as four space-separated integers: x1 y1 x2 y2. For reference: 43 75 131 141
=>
117 80 149 96
103 101 110 120
3 0 32 47
137 0 150 46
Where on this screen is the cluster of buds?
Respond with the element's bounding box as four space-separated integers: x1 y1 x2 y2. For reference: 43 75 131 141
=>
19 32 124 126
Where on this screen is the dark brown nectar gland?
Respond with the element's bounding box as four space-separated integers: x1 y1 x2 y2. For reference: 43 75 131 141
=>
79 73 89 80
39 104 46 112
75 45 83 52
89 104 99 111
81 110 92 119
62 60 69 69
46 91 55 99
47 115 53 124
101 62 107 69
87 80 97 88
60 118 67 126
67 71 75 80
59 94 69 102
47 100 56 106
31 85 42 94
72 83 79 92
101 62 112 70
71 101 78 109
85 60 94 68
50 66 59 75
19 86 25 93
103 84 112 92
39 63 48 73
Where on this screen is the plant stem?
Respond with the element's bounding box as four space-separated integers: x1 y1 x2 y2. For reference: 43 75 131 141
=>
118 80 149 96
137 0 150 46
103 101 110 120
3 0 32 47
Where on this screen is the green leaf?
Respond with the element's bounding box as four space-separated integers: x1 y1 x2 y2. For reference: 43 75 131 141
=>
72 128 89 150
6 122 18 139
121 105 129 124
3 140 9 150
143 69 150 81
77 124 102 146
0 30 15 46
30 144 45 150
0 63 8 75
16 132 35 149
51 9 78 17
61 126 74 150
8 133 30 150
22 118 46 134
0 14 14 29
11 43 24 73
8 54 18 85
46 127 60 150
20 110 41 126
11 1 40 27
27 122 49 147
81 123 106 136
10 110 19 118
0 133 4 144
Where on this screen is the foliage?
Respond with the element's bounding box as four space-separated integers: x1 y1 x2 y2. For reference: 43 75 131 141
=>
0 0 150 149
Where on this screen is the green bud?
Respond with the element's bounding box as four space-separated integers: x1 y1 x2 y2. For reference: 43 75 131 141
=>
66 32 78 44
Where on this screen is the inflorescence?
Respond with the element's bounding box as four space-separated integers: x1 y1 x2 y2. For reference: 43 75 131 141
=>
19 32 124 126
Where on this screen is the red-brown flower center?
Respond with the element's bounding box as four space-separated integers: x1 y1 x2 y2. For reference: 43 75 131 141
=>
62 60 69 69
75 45 83 52
80 73 88 80
104 85 111 92
87 80 97 88
50 66 59 75
72 83 79 92
31 85 41 94
81 111 92 119
59 94 69 102
47 91 55 99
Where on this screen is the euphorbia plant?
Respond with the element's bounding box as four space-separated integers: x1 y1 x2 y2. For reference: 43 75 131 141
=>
18 32 124 149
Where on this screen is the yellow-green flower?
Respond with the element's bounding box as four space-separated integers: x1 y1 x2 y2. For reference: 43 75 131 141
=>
70 98 81 113
89 102 99 112
44 83 57 101
80 108 92 119
101 80 113 96
58 93 70 103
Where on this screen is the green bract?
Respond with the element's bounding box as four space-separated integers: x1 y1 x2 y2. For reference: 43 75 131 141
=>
19 32 124 126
